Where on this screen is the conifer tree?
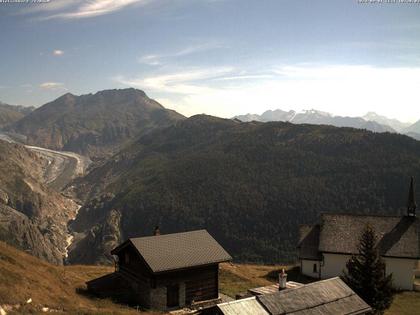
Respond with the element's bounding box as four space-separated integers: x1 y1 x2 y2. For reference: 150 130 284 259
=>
342 225 394 314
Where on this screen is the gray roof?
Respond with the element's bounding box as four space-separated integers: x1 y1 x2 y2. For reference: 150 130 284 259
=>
114 230 231 273
256 277 371 315
248 282 304 296
217 297 269 315
298 225 322 260
318 214 420 258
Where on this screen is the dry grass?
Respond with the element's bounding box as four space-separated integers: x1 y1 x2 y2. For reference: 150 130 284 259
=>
220 263 284 287
0 244 288 313
385 291 420 315
219 263 305 298
0 241 160 314
1 242 416 314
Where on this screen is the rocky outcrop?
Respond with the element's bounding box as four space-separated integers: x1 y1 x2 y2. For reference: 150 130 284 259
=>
0 204 63 264
0 140 79 264
8 88 184 159
0 102 33 129
68 208 122 265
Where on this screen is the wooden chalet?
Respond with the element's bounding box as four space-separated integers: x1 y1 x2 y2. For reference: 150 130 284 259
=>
87 229 232 311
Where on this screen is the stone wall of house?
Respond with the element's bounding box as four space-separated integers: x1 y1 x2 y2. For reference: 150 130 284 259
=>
150 286 167 310
136 280 151 308
179 282 186 307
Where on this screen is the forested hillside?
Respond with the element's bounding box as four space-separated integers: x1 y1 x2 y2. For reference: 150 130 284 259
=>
69 116 420 264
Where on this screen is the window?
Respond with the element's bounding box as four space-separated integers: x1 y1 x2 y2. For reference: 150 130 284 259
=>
313 263 318 273
125 252 130 265
167 284 180 308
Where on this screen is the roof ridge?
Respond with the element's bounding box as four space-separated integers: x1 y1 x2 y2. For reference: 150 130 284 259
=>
285 276 344 291
257 278 367 314
262 277 346 297
218 296 257 306
129 229 207 241
321 212 406 219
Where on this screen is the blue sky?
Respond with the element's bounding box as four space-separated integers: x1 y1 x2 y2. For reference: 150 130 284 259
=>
0 0 420 121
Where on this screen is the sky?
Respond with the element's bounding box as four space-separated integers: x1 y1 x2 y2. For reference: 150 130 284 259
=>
0 0 420 122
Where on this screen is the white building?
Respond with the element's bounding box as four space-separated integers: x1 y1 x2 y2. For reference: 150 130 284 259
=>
298 212 420 290
298 178 420 291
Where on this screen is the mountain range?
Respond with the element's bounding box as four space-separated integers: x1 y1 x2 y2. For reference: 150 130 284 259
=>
6 89 184 160
0 101 34 129
67 114 420 264
233 109 420 139
1 88 420 266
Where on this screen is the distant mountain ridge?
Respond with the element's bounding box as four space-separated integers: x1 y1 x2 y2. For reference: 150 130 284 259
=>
234 109 420 139
404 120 420 135
7 88 185 159
0 102 34 129
67 115 420 264
362 112 411 132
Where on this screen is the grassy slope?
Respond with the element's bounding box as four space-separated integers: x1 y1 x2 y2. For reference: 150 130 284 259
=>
386 292 420 315
0 241 158 315
0 241 417 314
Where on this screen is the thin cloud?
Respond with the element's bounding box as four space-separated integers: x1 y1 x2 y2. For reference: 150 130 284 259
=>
114 67 234 95
114 65 420 121
52 50 64 56
212 74 274 81
39 82 66 90
19 0 224 20
40 0 150 20
138 42 224 66
19 1 82 14
138 54 162 66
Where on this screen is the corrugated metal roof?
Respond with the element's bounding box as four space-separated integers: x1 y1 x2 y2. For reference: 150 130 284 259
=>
217 297 269 315
256 277 371 315
116 230 232 273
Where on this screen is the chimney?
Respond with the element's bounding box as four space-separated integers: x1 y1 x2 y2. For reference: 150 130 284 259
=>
279 268 287 290
407 177 417 217
153 226 161 236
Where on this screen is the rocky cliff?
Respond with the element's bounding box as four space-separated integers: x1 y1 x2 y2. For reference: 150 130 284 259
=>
0 140 78 264
8 89 184 159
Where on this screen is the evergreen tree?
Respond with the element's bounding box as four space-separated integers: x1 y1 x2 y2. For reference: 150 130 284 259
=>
342 225 394 314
